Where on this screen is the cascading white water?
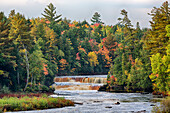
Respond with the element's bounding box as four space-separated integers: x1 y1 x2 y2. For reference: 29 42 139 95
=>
53 75 107 90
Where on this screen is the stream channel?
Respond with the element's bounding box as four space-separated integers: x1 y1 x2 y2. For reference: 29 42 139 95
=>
10 75 160 113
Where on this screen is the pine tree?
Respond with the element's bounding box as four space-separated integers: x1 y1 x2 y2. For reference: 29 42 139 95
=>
42 3 62 23
118 9 133 28
0 12 15 62
146 1 170 55
91 12 104 24
0 12 16 89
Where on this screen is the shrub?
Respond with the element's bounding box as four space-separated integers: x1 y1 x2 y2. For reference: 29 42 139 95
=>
25 84 50 93
0 96 74 112
40 85 49 92
152 97 170 113
0 86 10 94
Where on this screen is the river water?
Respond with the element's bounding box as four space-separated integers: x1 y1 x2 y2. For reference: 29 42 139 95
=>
51 75 159 113
9 75 160 113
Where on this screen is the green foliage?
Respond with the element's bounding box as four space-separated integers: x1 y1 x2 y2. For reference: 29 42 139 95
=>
42 3 62 23
0 96 74 112
91 12 104 24
150 44 170 93
118 9 133 28
0 86 10 94
166 25 170 37
25 84 50 93
0 1 168 93
146 1 170 55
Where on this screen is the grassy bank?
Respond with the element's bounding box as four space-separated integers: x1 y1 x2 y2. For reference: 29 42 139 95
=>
152 97 170 113
0 94 74 112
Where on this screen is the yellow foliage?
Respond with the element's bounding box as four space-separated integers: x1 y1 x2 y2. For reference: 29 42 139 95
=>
88 52 99 66
116 26 122 33
72 20 79 26
84 24 89 28
19 49 26 53
0 70 4 75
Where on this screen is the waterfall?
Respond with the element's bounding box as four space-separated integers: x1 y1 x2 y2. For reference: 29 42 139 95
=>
53 76 107 90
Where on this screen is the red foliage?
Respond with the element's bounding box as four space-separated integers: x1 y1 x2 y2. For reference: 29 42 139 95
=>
118 43 123 49
69 24 75 27
88 39 98 50
61 31 65 35
110 75 117 81
76 52 80 60
107 81 110 84
43 64 48 75
0 93 52 98
156 74 159 77
46 21 50 24
93 23 100 27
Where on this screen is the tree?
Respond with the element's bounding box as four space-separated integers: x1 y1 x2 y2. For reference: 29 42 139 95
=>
29 38 47 85
91 12 104 24
103 32 117 56
0 12 17 89
88 51 99 70
149 24 170 94
42 3 62 23
118 9 133 28
0 12 15 66
9 11 32 91
146 1 170 55
150 46 170 93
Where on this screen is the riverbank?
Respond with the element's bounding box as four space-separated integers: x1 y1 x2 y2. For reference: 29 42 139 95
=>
0 93 74 112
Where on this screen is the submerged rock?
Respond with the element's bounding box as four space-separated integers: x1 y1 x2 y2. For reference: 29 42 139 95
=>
74 101 83 105
93 100 102 103
137 110 146 113
105 106 112 108
115 102 120 105
150 104 155 106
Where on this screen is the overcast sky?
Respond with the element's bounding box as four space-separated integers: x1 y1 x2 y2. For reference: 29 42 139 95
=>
0 0 168 28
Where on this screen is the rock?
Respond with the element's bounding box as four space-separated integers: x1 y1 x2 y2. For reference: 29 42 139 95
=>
150 104 155 106
94 100 102 103
115 102 120 105
74 101 83 105
105 106 112 108
137 110 146 113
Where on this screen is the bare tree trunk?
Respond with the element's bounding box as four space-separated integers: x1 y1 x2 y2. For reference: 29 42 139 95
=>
23 44 30 91
17 70 19 84
34 76 36 84
31 74 33 86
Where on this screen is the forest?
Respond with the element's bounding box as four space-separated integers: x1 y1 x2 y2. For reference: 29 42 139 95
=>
0 1 169 94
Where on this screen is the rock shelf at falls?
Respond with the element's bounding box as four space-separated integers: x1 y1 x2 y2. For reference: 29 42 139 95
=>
53 75 107 90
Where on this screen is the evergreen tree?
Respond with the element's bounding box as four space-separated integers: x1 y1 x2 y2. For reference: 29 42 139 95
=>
118 9 133 28
91 12 104 24
0 12 17 89
146 1 170 55
42 3 62 23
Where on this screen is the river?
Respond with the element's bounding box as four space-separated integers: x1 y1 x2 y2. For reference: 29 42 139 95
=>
9 75 160 113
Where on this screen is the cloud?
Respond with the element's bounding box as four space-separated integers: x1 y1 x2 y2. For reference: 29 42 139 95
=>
0 0 167 28
0 0 29 6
